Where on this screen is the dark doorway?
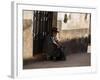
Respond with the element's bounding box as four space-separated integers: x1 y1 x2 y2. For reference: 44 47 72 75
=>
33 11 53 56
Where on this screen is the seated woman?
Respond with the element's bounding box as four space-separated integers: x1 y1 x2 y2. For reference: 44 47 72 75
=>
43 27 66 61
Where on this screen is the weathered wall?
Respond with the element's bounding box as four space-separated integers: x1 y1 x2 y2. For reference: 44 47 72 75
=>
57 13 90 42
57 13 90 30
23 11 33 60
57 29 89 42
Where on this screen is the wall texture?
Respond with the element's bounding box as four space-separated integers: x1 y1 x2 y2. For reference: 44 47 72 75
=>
23 10 33 59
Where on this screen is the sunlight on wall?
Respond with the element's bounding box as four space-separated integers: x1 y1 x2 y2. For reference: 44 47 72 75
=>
23 11 33 19
57 12 90 41
23 11 33 59
57 12 90 30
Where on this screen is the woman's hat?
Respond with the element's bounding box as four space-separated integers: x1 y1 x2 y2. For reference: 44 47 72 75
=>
52 27 59 33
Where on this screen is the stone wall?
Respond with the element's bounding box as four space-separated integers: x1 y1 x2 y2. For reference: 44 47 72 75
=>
23 19 33 60
57 28 89 42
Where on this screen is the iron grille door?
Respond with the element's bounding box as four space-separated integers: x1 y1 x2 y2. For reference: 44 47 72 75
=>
33 11 53 55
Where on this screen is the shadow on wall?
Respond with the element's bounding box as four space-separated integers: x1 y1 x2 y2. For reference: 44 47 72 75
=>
61 35 90 55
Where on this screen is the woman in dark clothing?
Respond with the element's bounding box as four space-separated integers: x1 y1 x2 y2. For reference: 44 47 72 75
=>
43 27 66 61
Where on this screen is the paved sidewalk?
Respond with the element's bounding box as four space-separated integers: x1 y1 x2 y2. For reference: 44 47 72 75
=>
23 53 90 69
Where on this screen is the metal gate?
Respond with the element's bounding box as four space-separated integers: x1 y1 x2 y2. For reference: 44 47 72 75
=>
33 11 53 55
